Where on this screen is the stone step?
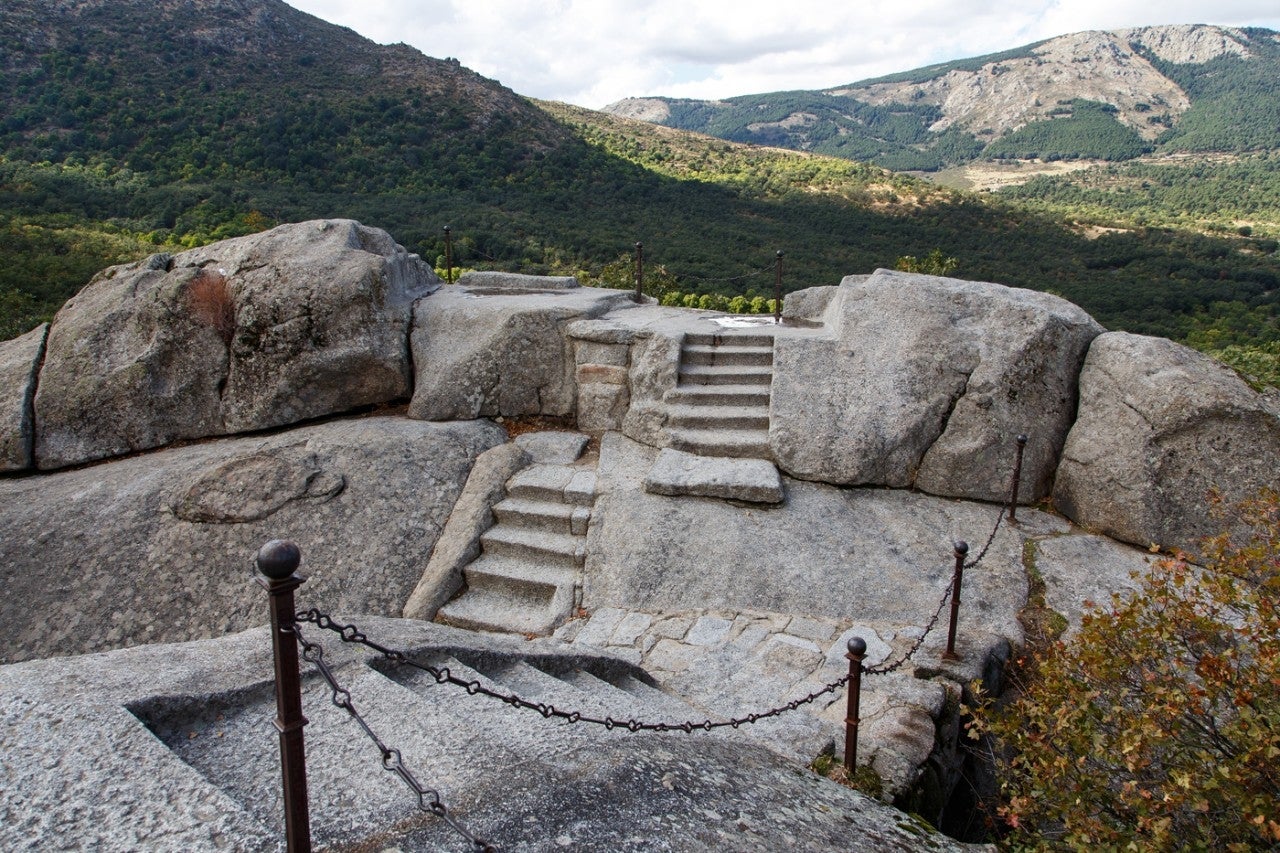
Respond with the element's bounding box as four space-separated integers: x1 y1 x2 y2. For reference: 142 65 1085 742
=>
558 669 706 728
664 384 771 407
677 365 773 386
615 673 716 724
462 553 580 597
684 332 775 348
680 344 774 368
436 558 577 635
668 428 773 460
506 464 596 506
479 525 587 566
643 448 784 503
156 662 524 848
492 497 592 536
394 655 607 758
667 403 770 431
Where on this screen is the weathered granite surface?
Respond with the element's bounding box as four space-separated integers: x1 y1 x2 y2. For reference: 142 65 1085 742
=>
32 220 437 469
0 416 504 664
1053 332 1280 551
408 284 636 421
588 432 1029 639
0 617 976 852
771 271 1102 502
0 323 46 471
457 270 580 291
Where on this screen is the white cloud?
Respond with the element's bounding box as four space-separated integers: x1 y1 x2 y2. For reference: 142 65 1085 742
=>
284 0 1280 107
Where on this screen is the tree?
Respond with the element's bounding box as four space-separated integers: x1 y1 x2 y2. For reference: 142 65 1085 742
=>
973 490 1280 850
896 248 958 276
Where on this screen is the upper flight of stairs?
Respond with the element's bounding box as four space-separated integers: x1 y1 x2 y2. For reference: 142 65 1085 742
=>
665 332 775 460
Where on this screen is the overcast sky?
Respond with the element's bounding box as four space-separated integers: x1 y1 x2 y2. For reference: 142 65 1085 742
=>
286 0 1280 108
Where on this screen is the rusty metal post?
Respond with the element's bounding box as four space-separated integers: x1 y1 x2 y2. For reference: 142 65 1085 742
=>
257 540 312 853
773 250 784 323
843 636 866 773
1008 433 1028 522
944 540 968 661
634 241 644 303
443 226 453 284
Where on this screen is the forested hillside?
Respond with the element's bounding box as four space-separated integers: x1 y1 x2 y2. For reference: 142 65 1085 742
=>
0 0 1276 379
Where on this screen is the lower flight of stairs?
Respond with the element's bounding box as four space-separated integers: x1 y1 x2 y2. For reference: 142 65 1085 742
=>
664 332 775 460
437 459 596 636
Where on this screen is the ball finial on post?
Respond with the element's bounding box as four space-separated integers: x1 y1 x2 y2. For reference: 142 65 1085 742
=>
256 539 301 580
843 635 867 772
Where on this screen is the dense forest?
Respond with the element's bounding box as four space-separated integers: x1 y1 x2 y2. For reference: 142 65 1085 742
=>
0 0 1277 387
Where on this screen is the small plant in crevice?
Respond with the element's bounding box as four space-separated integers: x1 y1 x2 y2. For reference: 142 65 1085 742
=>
810 752 885 800
187 267 235 344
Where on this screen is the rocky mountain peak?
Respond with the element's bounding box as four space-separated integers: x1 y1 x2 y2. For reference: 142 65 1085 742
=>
830 25 1254 139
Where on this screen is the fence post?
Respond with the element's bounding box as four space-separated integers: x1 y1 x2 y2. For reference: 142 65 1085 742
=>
634 241 644 303
256 540 312 853
943 540 968 661
843 636 865 773
773 250 784 324
1008 433 1028 522
443 226 453 284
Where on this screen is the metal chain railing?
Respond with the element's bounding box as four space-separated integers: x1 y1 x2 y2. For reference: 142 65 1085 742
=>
289 621 497 853
675 260 775 285
291 500 1005 732
257 434 1030 847
297 607 849 732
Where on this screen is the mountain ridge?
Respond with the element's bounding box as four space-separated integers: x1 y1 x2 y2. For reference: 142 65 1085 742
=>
1 0 1278 355
604 25 1280 170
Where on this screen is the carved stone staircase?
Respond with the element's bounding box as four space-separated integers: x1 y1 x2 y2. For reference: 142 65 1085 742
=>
665 332 775 460
437 459 596 636
137 643 711 850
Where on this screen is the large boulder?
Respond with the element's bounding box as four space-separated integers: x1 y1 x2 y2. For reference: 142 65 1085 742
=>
0 416 505 664
770 270 1102 501
408 281 635 421
1053 332 1280 551
32 220 437 469
0 323 47 472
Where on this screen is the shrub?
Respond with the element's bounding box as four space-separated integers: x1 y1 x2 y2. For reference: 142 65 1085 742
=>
895 248 958 276
973 490 1280 850
187 267 235 344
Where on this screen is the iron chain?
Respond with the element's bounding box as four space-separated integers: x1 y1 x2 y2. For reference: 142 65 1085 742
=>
289 475 1008 738
289 623 497 853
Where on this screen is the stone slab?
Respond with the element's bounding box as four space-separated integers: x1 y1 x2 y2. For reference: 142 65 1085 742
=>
514 430 589 464
643 448 784 504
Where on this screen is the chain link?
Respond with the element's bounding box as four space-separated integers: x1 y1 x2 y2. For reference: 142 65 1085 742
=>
676 261 775 285
289 623 497 853
964 504 1007 570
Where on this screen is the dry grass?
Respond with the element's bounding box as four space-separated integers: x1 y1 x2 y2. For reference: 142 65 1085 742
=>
187 267 235 343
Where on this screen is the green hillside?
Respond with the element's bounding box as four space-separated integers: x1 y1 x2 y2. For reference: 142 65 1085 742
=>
984 101 1151 161
0 0 1277 359
1142 29 1280 153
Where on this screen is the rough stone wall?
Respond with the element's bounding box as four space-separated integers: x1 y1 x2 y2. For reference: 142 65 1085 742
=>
770 270 1103 503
